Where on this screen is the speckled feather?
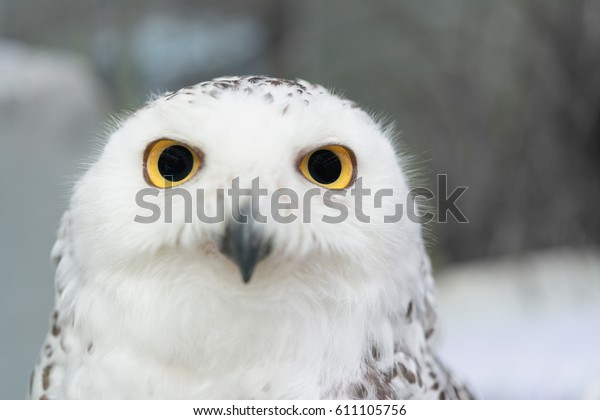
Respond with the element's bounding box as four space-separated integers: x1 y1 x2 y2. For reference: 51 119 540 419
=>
31 76 473 399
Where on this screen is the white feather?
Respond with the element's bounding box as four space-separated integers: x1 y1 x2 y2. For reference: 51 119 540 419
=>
30 76 470 399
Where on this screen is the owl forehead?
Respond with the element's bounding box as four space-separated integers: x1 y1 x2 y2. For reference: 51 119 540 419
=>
154 76 360 113
164 76 322 102
128 76 369 149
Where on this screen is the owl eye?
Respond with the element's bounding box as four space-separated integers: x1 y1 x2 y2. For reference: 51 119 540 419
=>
144 139 202 188
299 145 356 189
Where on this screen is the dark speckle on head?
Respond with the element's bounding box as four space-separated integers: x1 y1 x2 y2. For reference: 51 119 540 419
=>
157 76 335 116
248 76 266 83
214 81 236 90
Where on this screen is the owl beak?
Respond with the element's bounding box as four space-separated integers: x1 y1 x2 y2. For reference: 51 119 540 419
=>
219 218 272 283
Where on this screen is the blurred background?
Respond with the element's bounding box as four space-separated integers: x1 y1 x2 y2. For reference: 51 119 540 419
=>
1 0 599 399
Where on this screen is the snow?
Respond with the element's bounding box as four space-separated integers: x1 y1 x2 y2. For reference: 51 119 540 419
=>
436 248 600 399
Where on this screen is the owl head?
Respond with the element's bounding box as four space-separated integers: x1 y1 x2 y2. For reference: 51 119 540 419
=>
69 76 424 298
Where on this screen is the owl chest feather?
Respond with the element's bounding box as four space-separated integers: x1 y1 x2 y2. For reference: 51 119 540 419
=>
39 267 397 398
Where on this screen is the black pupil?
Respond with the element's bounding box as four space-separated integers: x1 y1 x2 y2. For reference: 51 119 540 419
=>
157 145 194 182
307 149 342 184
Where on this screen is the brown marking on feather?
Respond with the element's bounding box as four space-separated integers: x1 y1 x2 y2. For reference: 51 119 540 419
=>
282 105 289 115
406 301 413 319
42 364 52 391
439 391 446 400
39 394 48 400
351 383 368 399
432 382 439 390
51 311 61 337
365 367 393 399
371 346 381 361
425 328 434 340
263 93 274 103
398 363 416 385
351 364 396 400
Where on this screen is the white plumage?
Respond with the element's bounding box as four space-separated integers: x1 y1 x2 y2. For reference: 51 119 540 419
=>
30 76 472 399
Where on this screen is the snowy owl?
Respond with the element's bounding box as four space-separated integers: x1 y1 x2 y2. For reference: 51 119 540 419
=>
30 76 472 399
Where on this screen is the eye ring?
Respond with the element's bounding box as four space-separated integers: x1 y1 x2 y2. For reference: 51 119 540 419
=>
143 139 202 188
299 145 356 190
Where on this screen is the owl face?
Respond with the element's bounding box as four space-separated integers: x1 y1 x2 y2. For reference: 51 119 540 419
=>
70 77 419 289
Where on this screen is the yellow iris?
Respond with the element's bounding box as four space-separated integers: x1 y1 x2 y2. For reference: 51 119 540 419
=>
299 145 356 190
144 139 202 188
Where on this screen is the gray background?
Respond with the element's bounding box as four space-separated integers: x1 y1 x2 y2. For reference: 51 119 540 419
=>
1 0 599 399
